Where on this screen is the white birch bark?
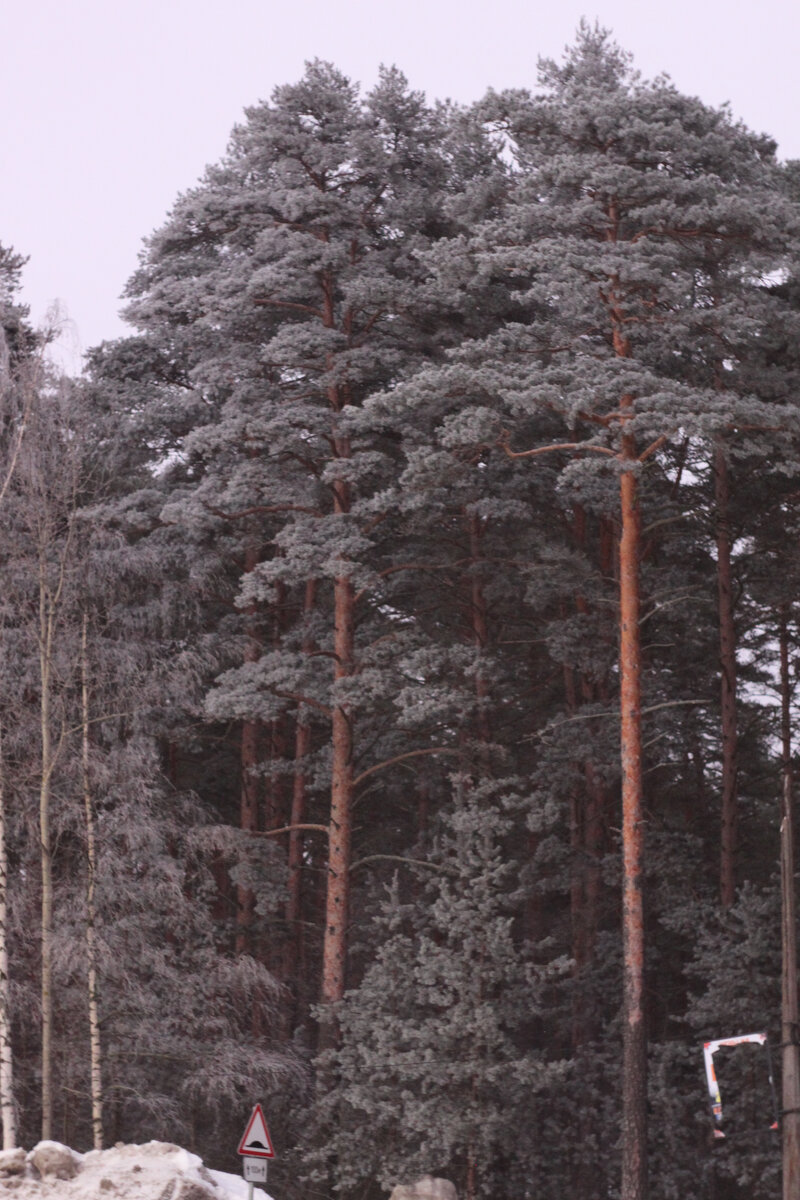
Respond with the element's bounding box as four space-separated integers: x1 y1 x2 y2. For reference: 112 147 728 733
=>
0 722 16 1148
779 606 800 1199
82 612 104 1149
39 560 54 1142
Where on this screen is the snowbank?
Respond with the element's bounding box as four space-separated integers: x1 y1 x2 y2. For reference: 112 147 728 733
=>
0 1139 274 1200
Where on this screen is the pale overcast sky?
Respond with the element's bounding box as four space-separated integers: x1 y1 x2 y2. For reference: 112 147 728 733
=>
2 0 799 371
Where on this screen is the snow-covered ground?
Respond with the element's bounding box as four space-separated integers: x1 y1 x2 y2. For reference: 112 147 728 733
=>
0 1139 274 1200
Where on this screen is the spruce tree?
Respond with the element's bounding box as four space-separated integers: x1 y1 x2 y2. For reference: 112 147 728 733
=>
313 782 562 1200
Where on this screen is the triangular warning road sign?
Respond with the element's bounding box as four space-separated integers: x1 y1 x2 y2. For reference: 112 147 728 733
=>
237 1104 275 1159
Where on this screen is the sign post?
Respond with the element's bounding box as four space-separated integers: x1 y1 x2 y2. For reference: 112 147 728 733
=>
237 1104 275 1200
702 1032 778 1137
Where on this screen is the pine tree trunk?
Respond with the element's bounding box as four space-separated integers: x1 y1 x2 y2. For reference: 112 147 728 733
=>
285 719 311 999
265 580 289 837
237 718 260 953
81 614 104 1150
320 569 354 1027
319 394 355 1043
566 505 608 1053
237 540 262 956
583 761 605 967
715 442 739 908
286 579 317 1003
318 254 357 1042
0 723 16 1150
605 200 648 1193
266 716 288 833
619 432 648 1200
467 511 491 751
569 782 590 1052
570 782 606 1049
779 605 800 1199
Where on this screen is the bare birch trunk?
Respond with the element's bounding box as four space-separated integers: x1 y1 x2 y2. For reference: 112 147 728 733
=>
81 613 104 1150
779 605 800 1200
619 431 647 1200
0 723 16 1149
715 442 739 908
0 347 32 1152
39 567 54 1142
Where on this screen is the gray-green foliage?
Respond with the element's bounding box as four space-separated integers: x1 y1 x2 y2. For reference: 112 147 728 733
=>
12 24 800 1200
309 783 565 1200
331 25 800 1200
0 370 300 1152
117 58 496 757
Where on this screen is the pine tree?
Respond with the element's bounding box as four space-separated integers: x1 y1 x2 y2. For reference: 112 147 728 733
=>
8 36 799 1193
351 25 800 1198
111 60 504 1053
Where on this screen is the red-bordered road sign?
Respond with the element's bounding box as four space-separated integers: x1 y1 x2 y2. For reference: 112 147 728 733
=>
237 1104 275 1159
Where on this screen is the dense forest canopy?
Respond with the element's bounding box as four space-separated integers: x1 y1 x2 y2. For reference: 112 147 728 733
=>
3 22 800 1200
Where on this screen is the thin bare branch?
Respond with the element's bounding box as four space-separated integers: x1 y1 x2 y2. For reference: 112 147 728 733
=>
499 433 615 459
350 853 457 875
250 823 329 838
353 746 462 788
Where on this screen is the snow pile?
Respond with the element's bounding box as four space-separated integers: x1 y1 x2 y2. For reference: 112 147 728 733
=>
0 1140 274 1200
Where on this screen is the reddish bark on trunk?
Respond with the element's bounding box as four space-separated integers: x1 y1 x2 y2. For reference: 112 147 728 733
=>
286 718 312 933
265 581 290 837
467 511 492 751
619 431 647 1200
583 762 605 963
315 247 358 1048
236 540 262 955
570 767 609 1052
321 571 354 1006
284 580 317 1007
319 386 355 1043
236 718 261 955
566 506 611 1051
569 783 589 1050
606 197 648 1194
